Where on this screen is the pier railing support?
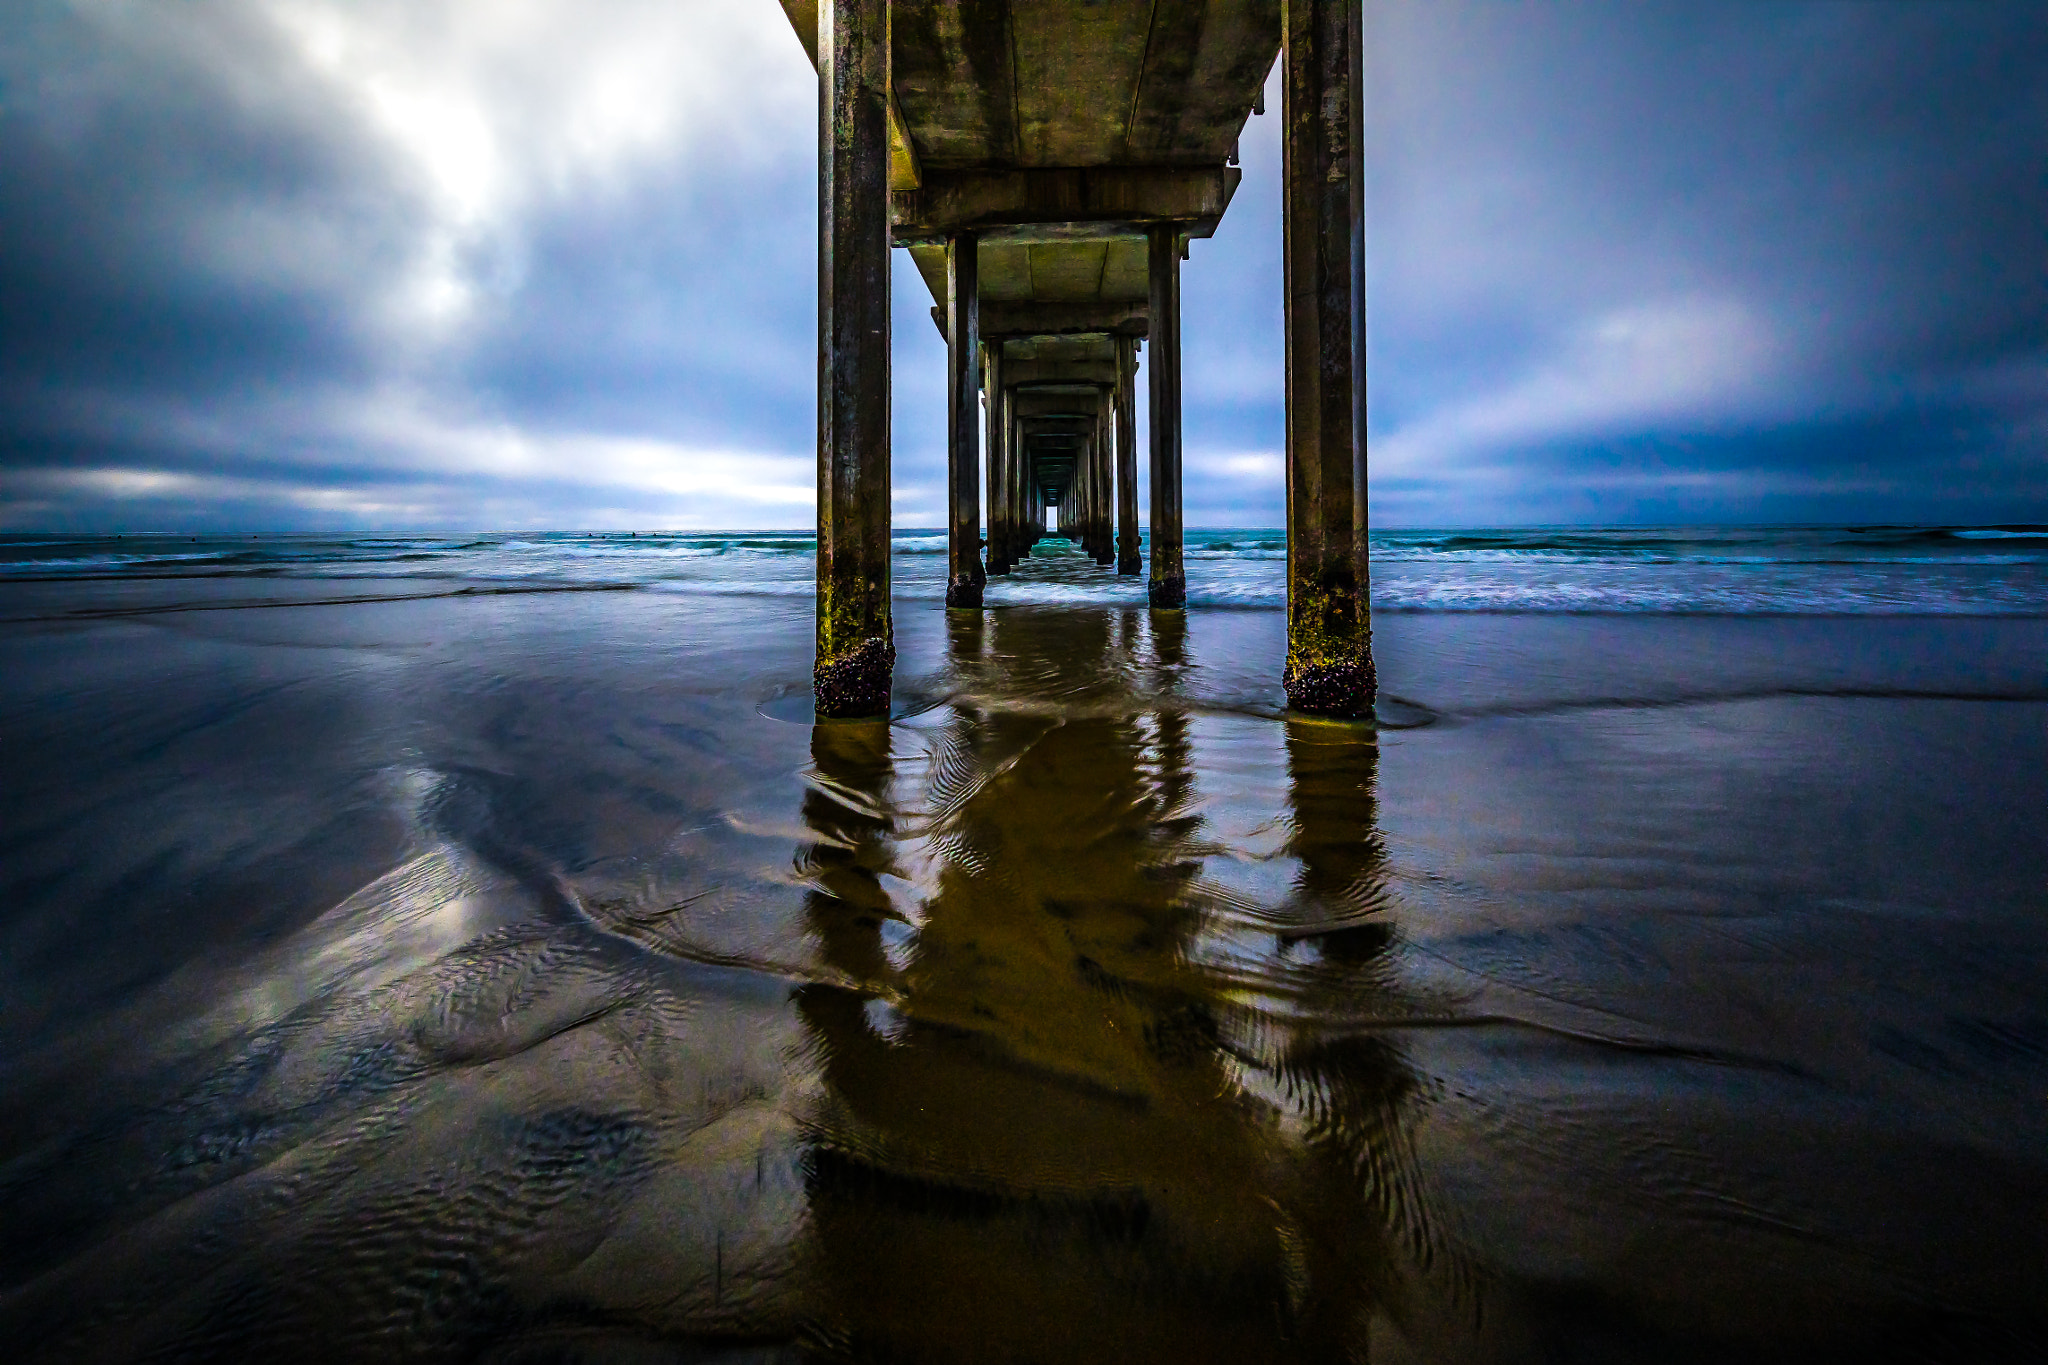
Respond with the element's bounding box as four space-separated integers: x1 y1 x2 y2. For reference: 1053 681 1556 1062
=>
815 0 893 717
1281 0 1373 716
945 232 984 608
1115 338 1141 575
1147 224 1186 609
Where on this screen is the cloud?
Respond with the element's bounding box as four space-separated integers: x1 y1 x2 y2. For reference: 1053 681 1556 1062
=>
250 0 811 337
0 0 2042 530
1375 296 1783 475
0 378 819 530
0 0 824 529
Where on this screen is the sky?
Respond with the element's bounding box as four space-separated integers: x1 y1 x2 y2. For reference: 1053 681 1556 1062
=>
0 0 2043 531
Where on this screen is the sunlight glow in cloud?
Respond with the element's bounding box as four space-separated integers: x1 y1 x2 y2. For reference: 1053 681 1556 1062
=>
1379 296 1781 478
256 0 810 336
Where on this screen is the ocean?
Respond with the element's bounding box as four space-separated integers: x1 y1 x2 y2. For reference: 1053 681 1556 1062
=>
6 524 2048 615
2 527 2045 1362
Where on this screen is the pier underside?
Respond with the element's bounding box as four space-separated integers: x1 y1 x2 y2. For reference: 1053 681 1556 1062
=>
781 0 1370 718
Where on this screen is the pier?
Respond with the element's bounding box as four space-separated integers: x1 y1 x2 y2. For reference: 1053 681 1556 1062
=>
779 0 1370 718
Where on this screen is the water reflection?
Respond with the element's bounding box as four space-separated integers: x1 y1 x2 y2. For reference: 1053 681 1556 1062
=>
793 609 1436 1362
0 606 1449 1362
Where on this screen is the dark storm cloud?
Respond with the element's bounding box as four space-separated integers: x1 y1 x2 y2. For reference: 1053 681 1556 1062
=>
0 4 390 398
0 0 822 529
0 0 2041 530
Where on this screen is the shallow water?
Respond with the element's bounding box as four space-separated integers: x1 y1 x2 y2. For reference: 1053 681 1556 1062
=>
2 536 2046 1362
7 523 2048 614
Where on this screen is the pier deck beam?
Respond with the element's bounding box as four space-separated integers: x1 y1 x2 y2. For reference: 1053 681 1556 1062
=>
1281 0 1374 716
945 232 984 608
1147 224 1186 610
814 0 893 717
1116 338 1141 575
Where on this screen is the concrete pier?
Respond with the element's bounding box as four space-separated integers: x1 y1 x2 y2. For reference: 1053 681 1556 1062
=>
945 231 984 608
1281 0 1374 715
992 386 1014 574
982 343 1003 574
813 0 893 717
1016 394 1029 568
777 0 1355 703
1115 338 1141 575
1147 224 1186 610
1091 390 1114 566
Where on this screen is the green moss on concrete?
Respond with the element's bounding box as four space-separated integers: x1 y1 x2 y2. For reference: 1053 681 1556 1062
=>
817 576 894 717
1285 576 1376 717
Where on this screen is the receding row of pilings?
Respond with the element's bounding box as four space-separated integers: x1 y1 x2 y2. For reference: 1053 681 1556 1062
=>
812 0 1371 722
968 333 1142 582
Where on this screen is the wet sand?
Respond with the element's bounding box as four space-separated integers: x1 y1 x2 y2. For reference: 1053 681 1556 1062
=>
1 578 2045 1362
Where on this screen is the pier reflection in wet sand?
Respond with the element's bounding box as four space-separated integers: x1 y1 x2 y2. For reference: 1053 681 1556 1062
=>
795 610 1436 1361
3 590 2046 1361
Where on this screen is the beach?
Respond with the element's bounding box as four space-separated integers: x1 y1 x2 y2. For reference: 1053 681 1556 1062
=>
2 530 2045 1361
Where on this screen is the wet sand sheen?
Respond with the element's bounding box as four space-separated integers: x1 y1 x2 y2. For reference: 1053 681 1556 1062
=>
1 586 2045 1362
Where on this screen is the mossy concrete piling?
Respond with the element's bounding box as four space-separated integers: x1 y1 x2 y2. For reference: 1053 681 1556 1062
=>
813 0 893 718
1281 0 1373 716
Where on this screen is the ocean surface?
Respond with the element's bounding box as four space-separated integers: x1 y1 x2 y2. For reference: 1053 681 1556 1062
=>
5 524 2048 615
2 527 2046 1362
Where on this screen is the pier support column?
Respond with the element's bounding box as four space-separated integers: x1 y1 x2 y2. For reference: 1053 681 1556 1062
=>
990 388 1012 574
1091 430 1104 557
1086 398 1102 562
815 0 893 717
1078 433 1091 556
1074 434 1091 552
1013 414 1031 557
1147 225 1186 609
1094 388 1115 566
1281 0 1374 715
1081 429 1097 552
1065 441 1079 545
982 344 1002 575
945 232 984 608
1116 338 1141 574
